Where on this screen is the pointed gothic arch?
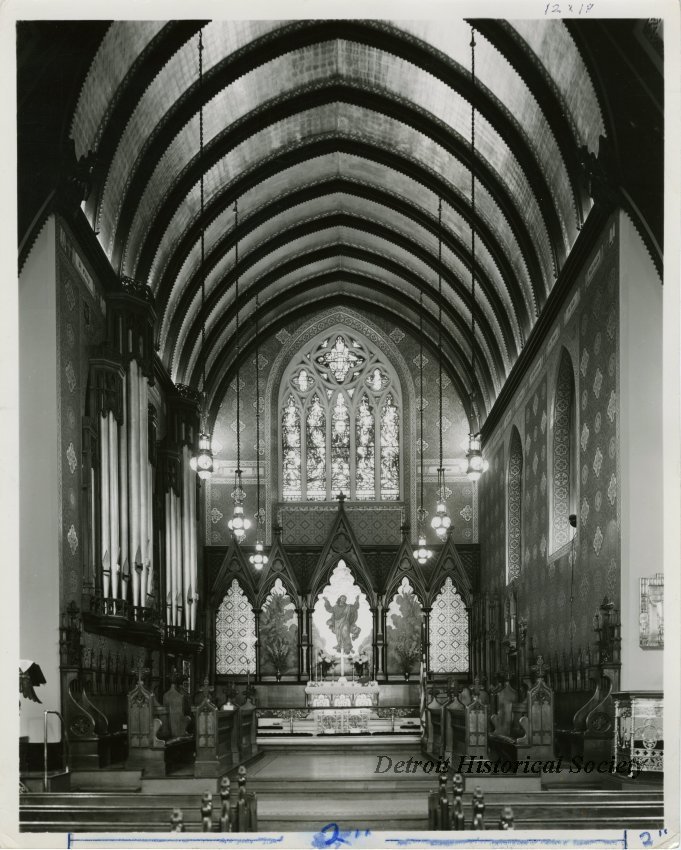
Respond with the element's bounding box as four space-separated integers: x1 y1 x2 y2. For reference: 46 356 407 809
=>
550 346 578 553
264 308 417 540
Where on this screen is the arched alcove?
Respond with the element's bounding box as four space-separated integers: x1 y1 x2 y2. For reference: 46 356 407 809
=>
551 347 577 553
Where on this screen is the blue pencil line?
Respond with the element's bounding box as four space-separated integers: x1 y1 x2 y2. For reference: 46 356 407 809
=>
384 839 625 848
68 837 285 845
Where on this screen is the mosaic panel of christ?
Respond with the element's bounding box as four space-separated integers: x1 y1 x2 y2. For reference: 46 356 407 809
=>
312 560 372 672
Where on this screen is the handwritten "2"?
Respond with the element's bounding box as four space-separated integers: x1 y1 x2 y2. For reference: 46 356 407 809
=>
312 823 372 848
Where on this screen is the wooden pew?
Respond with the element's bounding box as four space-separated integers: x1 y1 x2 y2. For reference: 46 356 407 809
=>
444 686 489 761
194 690 240 778
238 698 258 761
425 689 451 758
126 679 194 776
554 674 614 763
489 661 554 762
426 774 663 832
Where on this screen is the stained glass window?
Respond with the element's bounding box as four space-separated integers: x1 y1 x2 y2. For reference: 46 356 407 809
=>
316 335 365 382
355 395 375 499
331 394 350 494
282 395 302 500
428 577 469 673
380 394 399 500
216 579 256 675
281 328 401 500
306 394 326 500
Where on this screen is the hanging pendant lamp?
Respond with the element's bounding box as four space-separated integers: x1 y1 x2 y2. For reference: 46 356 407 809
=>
190 30 213 480
431 197 452 540
249 286 268 570
413 286 432 565
466 26 484 484
227 199 251 544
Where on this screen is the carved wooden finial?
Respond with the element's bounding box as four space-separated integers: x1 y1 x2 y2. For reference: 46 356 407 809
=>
472 674 481 696
535 655 545 679
337 492 346 508
135 661 149 687
201 792 212 832
170 808 184 832
200 676 212 702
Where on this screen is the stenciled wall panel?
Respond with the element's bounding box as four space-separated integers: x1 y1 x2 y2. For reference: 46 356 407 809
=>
479 214 620 660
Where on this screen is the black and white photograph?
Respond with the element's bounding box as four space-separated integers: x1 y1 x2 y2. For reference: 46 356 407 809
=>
7 2 680 846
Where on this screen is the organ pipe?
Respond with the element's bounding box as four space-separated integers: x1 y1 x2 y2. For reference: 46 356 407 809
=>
129 360 140 607
165 490 172 625
119 374 129 594
100 413 110 598
189 454 197 631
139 364 148 603
182 446 191 629
108 411 119 599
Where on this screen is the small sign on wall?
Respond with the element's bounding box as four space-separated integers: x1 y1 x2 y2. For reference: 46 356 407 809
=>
639 573 664 648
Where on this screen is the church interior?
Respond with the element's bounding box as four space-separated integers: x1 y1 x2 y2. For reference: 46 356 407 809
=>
15 14 669 835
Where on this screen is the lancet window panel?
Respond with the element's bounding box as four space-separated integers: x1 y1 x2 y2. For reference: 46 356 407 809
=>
428 577 469 673
216 579 257 675
279 329 402 501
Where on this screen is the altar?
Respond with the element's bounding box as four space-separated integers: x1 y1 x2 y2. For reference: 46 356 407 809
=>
305 679 380 708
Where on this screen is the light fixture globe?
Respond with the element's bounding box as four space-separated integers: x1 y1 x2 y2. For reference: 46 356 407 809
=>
466 433 484 482
431 501 452 539
228 502 251 543
249 539 269 570
413 536 433 565
191 431 213 479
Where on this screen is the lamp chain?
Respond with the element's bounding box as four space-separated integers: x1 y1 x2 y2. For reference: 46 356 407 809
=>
255 288 261 519
438 197 443 475
234 199 241 475
419 287 424 511
470 26 477 420
199 31 206 396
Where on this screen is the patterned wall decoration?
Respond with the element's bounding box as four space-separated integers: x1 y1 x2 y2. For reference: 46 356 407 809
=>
507 428 523 582
479 213 620 661
478 442 505 596
56 219 106 609
552 350 576 552
215 579 257 675
429 577 469 673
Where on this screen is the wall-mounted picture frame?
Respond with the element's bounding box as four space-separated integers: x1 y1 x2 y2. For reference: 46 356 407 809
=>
640 573 664 648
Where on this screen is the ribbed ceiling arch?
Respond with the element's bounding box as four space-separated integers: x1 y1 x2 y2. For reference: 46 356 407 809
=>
70 17 606 428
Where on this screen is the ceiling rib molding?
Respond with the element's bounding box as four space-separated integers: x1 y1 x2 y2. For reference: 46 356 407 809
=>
204 287 482 431
165 207 517 371
470 19 588 230
135 135 544 328
84 20 208 229
123 82 557 313
157 175 529 348
175 234 504 393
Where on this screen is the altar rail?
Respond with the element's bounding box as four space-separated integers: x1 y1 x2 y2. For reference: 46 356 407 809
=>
256 705 420 736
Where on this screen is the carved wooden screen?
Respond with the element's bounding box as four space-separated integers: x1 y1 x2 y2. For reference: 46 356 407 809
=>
215 579 256 675
428 577 469 673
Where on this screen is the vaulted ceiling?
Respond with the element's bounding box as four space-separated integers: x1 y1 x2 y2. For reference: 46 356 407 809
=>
18 18 663 430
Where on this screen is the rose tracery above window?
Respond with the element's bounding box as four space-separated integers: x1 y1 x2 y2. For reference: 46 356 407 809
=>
280 328 401 502
316 335 366 383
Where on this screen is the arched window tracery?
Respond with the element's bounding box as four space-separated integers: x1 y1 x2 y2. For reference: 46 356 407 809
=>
280 330 401 501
